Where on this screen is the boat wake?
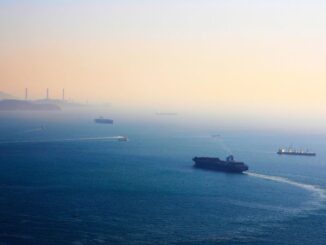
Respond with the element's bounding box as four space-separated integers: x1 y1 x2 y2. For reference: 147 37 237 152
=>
52 136 127 142
0 136 127 145
246 172 326 211
22 127 46 133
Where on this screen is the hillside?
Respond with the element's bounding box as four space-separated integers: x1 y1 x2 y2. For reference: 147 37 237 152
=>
0 100 61 111
0 91 16 100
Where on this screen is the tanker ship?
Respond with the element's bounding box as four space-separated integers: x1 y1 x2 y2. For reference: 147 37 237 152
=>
193 155 249 173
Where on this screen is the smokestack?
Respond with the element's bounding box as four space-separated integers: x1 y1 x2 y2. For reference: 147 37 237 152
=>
62 89 65 101
46 88 49 100
25 88 28 100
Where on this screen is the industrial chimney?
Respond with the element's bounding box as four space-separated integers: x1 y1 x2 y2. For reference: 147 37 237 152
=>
25 88 28 100
46 88 49 100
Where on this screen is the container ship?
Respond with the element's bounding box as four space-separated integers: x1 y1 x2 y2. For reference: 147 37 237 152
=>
277 147 316 156
193 155 249 173
94 117 113 124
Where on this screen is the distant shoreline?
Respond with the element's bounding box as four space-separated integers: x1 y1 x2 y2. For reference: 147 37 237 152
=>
0 99 61 111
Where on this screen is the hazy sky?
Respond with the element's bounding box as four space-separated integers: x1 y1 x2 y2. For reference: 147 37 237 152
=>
0 0 326 122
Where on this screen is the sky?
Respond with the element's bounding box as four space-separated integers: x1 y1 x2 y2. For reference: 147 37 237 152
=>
0 0 326 128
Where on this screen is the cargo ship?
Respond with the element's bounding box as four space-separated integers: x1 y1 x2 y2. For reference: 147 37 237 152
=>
193 155 249 173
94 117 113 124
277 147 316 156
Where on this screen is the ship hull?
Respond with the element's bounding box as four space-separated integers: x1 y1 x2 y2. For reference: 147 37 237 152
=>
277 152 316 156
94 119 113 124
193 157 248 173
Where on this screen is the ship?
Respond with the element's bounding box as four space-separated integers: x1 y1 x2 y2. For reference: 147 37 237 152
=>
277 147 316 156
155 112 178 116
193 155 249 173
94 117 113 124
117 136 129 142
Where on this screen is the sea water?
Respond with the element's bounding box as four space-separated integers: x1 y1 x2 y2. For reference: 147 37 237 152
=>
0 112 326 244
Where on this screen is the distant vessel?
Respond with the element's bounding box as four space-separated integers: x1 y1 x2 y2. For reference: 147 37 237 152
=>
193 155 249 173
94 117 113 124
117 136 129 142
211 134 221 138
155 112 178 116
277 147 316 156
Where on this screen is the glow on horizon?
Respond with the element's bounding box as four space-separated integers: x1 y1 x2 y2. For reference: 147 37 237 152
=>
0 0 326 118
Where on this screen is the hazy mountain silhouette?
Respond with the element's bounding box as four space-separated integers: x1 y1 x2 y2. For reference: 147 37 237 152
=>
0 91 16 100
0 100 61 111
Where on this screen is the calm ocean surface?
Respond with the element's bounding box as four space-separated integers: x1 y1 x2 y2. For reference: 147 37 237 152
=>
0 112 326 244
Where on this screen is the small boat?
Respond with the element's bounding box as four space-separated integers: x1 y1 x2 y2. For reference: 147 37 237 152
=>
94 117 113 124
211 134 221 138
117 136 129 142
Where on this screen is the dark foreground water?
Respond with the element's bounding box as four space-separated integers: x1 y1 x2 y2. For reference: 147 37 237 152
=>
0 113 326 244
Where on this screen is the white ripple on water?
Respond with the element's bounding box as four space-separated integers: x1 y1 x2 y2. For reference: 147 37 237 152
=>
0 136 127 144
246 172 326 211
